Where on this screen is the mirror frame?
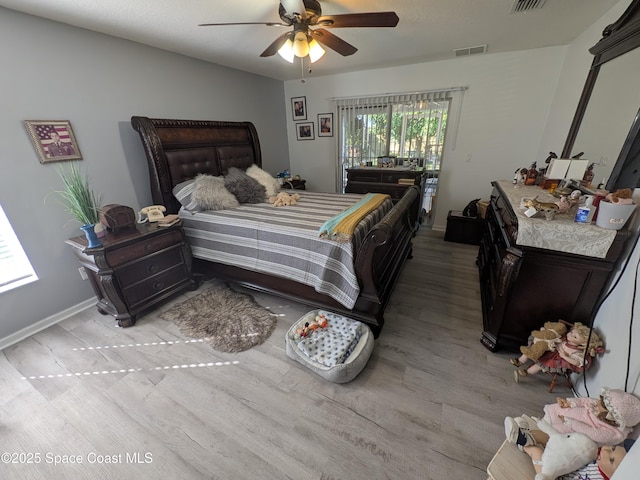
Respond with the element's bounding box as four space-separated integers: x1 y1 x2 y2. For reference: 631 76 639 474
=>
562 0 640 164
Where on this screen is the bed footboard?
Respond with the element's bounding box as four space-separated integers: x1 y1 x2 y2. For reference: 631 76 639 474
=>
352 186 419 331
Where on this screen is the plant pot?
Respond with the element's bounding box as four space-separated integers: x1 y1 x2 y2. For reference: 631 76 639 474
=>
80 224 102 248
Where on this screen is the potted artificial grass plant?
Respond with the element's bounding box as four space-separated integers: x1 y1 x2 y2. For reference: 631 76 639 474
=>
55 162 103 248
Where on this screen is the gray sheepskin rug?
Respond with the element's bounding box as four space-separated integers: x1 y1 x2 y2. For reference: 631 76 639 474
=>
160 283 277 353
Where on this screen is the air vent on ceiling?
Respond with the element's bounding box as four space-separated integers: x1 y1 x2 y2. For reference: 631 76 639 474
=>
511 0 547 13
454 45 487 57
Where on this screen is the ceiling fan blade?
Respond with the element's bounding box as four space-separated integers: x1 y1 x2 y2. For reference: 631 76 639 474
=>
310 29 357 56
280 0 308 21
317 12 399 28
260 32 292 57
198 22 289 27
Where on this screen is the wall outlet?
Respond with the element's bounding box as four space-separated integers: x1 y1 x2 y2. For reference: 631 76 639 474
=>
78 267 88 280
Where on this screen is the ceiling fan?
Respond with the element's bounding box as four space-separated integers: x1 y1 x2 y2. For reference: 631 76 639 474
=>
198 0 399 64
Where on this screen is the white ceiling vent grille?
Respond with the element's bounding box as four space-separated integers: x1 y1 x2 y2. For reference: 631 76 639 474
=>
454 45 487 57
511 0 547 13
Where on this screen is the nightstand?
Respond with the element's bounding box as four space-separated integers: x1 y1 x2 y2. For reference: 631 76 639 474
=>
65 221 197 327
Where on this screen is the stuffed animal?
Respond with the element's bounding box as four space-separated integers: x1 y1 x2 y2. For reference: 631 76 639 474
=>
534 419 598 480
512 322 604 382
505 416 598 480
268 192 300 207
606 188 634 205
519 321 568 361
522 196 559 220
293 313 329 342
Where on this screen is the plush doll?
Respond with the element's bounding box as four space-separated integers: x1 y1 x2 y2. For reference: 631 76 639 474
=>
504 415 634 480
268 192 300 207
511 322 604 382
542 387 640 446
516 321 569 362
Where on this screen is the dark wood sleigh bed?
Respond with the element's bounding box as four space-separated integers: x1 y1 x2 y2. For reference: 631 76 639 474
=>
130 116 419 337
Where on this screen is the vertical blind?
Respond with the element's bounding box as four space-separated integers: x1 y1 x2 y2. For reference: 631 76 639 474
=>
333 87 466 193
0 205 38 294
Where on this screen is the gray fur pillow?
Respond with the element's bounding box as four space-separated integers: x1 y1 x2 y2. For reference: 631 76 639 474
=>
224 167 266 203
246 164 280 198
191 174 239 211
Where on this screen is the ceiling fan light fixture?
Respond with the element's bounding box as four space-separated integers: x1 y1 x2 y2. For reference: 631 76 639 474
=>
292 31 310 57
308 38 325 63
277 38 295 63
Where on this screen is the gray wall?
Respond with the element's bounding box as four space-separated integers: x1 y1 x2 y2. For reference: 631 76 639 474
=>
0 8 289 341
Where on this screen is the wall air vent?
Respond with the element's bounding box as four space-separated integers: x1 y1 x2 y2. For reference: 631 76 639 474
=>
511 0 547 13
453 45 487 57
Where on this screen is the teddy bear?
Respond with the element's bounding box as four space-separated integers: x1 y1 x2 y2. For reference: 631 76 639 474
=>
606 187 634 204
519 321 568 361
268 191 300 207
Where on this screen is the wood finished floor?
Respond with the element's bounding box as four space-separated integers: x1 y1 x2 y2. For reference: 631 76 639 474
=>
0 229 558 480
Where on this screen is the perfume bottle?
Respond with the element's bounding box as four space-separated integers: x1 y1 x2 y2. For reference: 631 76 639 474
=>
583 163 595 186
525 162 538 185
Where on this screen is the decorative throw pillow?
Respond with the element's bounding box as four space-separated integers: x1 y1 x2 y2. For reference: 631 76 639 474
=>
191 174 239 211
224 167 266 204
246 164 281 198
172 179 199 212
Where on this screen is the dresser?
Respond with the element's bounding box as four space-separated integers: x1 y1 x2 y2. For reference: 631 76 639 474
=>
344 167 427 202
66 222 197 327
477 180 629 352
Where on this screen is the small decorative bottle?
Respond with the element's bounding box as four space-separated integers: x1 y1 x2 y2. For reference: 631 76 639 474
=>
583 163 595 187
525 162 538 185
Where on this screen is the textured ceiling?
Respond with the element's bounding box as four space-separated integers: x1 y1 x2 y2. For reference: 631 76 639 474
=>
0 0 625 81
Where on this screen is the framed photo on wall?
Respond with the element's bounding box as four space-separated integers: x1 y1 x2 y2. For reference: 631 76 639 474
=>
296 122 315 141
25 120 82 163
291 96 307 121
318 113 333 137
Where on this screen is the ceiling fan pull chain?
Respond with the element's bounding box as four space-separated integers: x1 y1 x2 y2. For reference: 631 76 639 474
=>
300 57 306 83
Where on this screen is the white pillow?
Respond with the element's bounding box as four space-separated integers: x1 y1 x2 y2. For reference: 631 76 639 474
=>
246 164 281 198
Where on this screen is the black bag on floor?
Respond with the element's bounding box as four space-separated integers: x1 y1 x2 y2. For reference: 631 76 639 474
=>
463 198 481 217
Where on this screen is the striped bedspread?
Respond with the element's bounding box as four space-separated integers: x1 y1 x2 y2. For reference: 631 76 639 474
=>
178 191 393 309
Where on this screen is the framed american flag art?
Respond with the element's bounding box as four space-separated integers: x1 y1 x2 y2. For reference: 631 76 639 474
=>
25 120 82 163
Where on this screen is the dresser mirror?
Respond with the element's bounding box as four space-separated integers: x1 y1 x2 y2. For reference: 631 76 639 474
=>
562 0 640 192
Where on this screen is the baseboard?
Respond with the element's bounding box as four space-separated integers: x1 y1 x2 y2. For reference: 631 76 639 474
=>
0 298 95 351
432 223 446 232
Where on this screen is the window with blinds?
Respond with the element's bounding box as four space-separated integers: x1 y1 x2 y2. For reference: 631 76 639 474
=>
334 88 466 221
0 205 38 294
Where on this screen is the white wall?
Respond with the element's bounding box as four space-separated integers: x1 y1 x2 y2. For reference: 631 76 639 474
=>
283 47 567 229
0 7 289 343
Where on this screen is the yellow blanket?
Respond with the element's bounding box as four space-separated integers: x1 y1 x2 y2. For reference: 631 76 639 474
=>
319 193 390 242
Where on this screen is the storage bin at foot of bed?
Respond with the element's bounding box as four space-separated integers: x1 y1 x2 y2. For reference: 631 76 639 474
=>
285 310 374 383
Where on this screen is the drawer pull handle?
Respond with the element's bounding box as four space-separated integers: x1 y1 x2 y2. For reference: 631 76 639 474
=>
148 264 159 274
145 244 153 252
153 281 165 291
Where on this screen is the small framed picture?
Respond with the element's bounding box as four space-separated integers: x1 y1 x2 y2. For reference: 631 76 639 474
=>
291 96 307 121
296 122 315 141
25 120 82 163
317 113 333 137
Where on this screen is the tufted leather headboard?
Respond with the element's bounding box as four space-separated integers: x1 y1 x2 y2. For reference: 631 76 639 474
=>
131 116 262 214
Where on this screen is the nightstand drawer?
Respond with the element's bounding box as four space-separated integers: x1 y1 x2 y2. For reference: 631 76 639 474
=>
116 247 184 288
106 230 182 267
122 265 189 308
